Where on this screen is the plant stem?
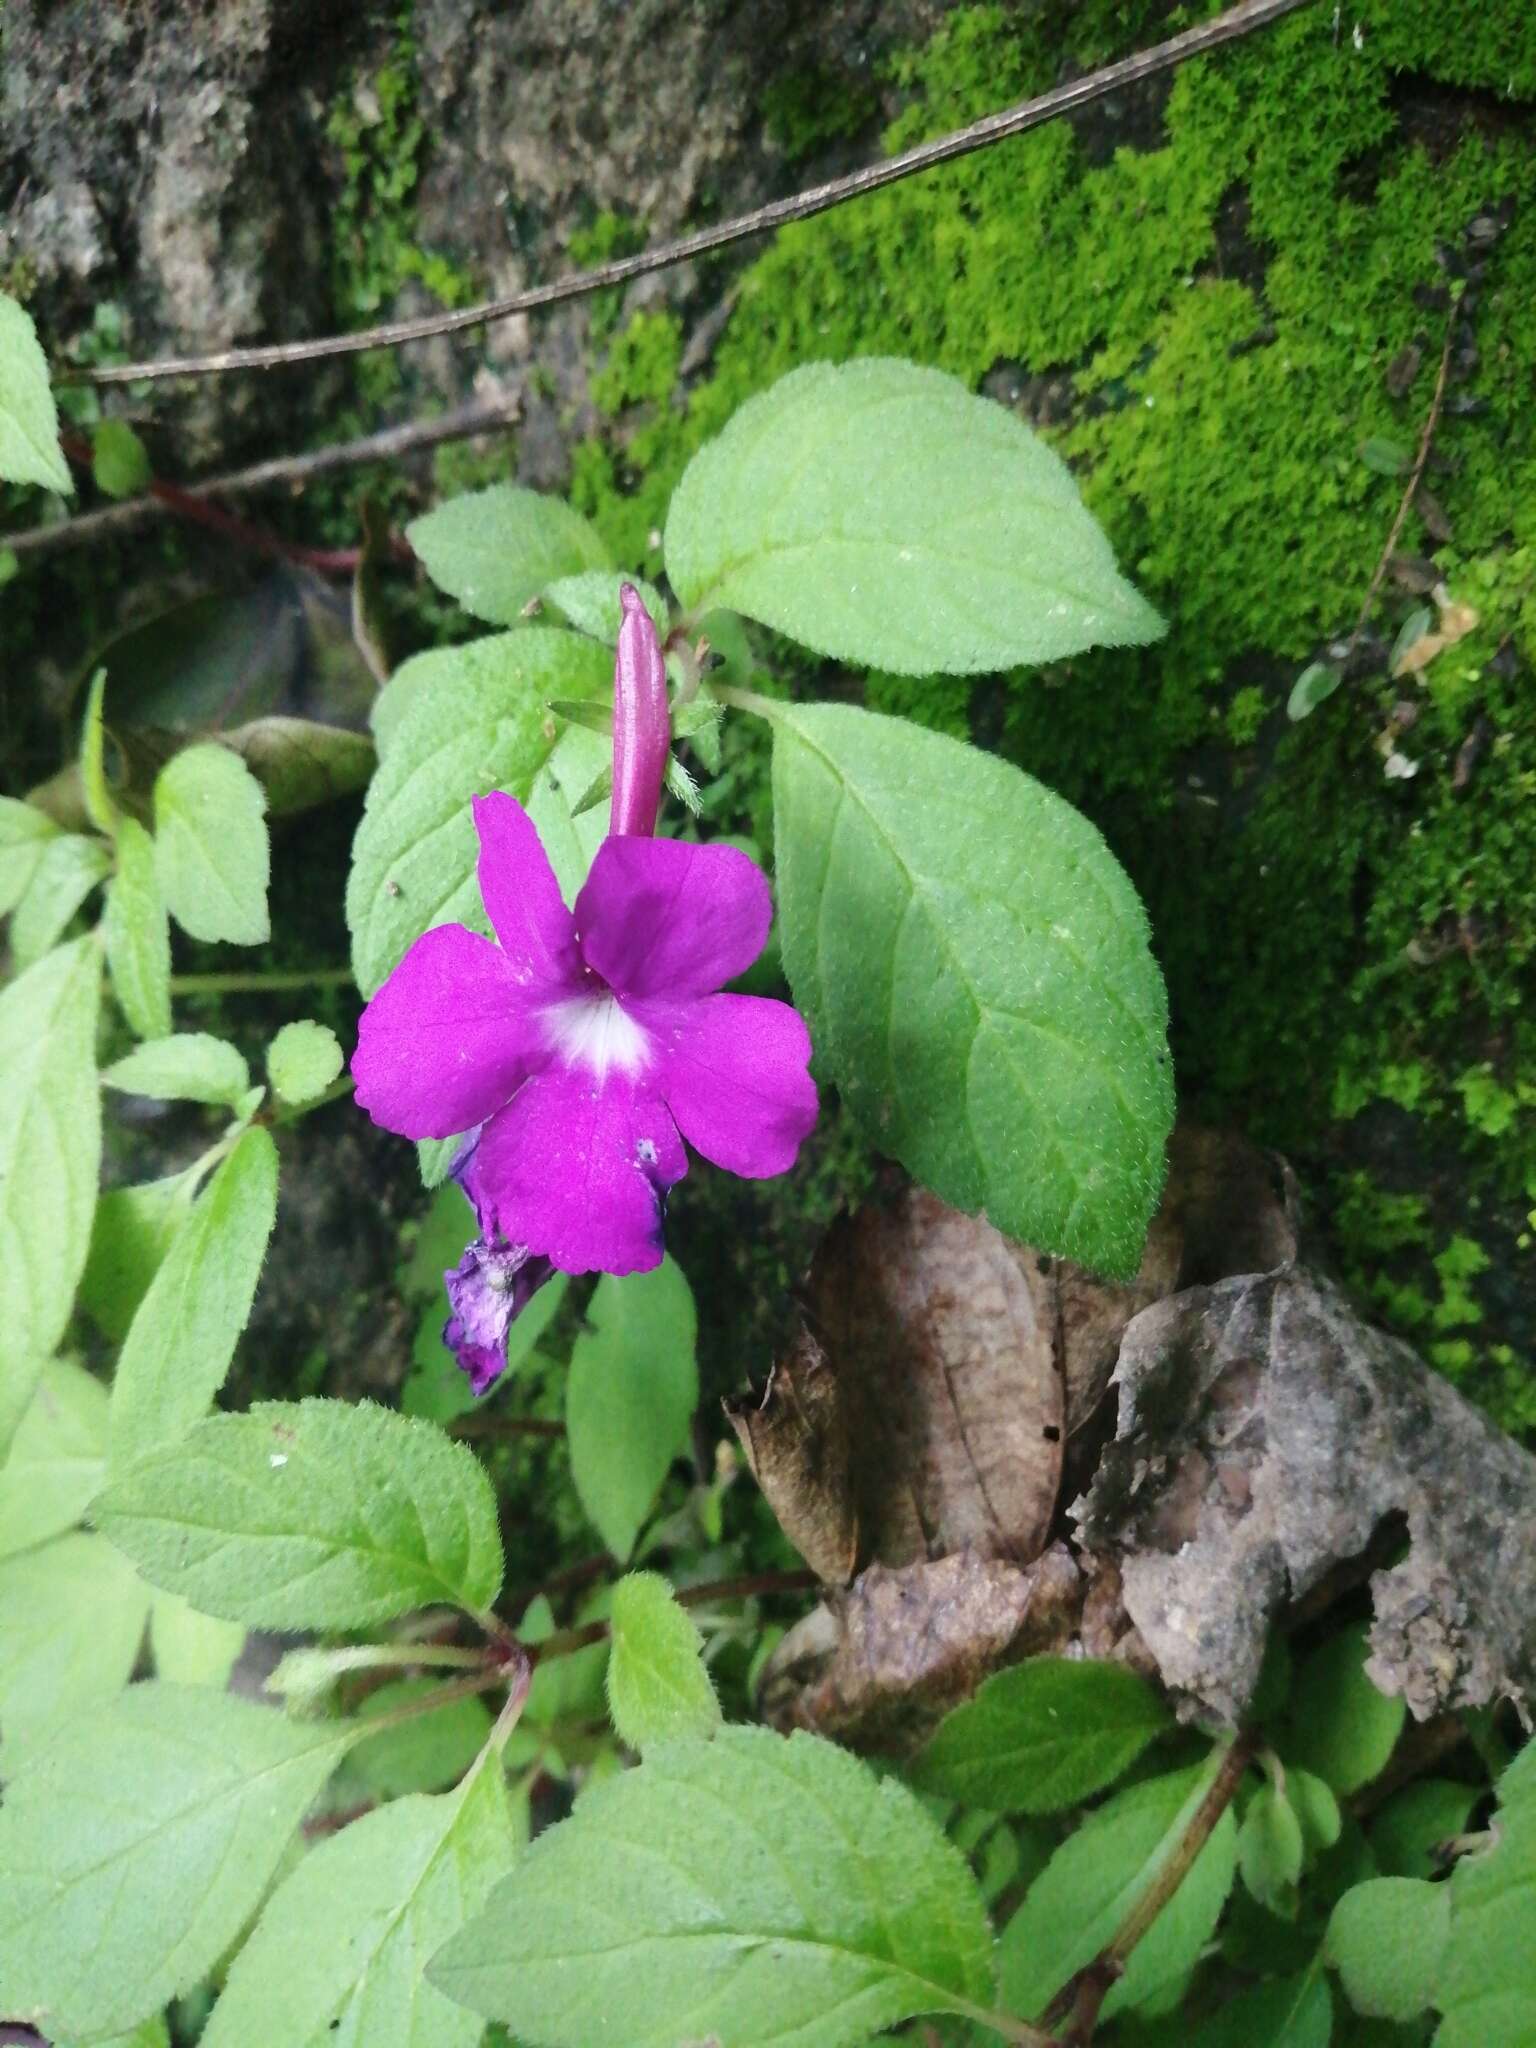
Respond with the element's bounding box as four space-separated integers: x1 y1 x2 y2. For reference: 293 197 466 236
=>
707 681 785 722
269 1073 357 1124
170 965 356 996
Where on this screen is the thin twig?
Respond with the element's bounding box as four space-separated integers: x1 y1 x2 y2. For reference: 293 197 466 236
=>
0 397 518 560
1342 312 1458 666
71 0 1313 388
169 965 356 996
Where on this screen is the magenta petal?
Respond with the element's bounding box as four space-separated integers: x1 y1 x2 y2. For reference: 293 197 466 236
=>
575 837 772 999
468 1065 687 1274
352 923 545 1139
443 1238 557 1394
641 993 818 1179
472 793 581 992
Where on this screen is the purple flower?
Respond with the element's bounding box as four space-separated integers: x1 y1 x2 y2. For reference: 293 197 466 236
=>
442 1235 557 1395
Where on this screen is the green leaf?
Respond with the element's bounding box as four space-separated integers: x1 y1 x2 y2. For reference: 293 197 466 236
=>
912 1656 1170 1813
203 1755 517 2048
148 1588 245 1687
1360 435 1412 476
607 1571 721 1750
0 794 63 917
80 1168 196 1342
107 1125 279 1475
1434 1752 1536 2048
1326 1877 1449 2021
1289 1766 1344 1859
566 1258 698 1559
9 831 112 966
153 742 271 945
430 1725 996 2048
1281 1624 1406 1796
1239 1782 1305 1910
97 1396 504 1628
103 817 173 1038
266 1017 344 1104
408 484 612 626
771 702 1173 1276
0 291 72 493
0 938 101 1443
543 569 669 643
0 1682 359 2043
999 1758 1239 2023
1370 1778 1478 1879
348 627 612 996
1186 1967 1333 2048
0 1359 108 1560
92 418 152 498
103 1029 252 1106
0 1531 151 1763
347 1679 497 1799
1287 660 1344 722
221 712 376 816
80 667 121 833
665 358 1162 674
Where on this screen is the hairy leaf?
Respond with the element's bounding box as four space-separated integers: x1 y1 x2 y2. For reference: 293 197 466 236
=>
665 358 1161 673
98 1396 504 1628
607 1571 721 1750
0 1684 358 2042
0 1359 108 1560
0 938 101 1452
409 484 611 626
431 1726 996 2048
0 291 72 493
107 1126 279 1474
348 627 612 995
0 1531 150 1761
103 1030 251 1106
154 742 271 945
999 1759 1239 2022
1370 1779 1478 1880
148 1589 245 1688
1239 1782 1305 1910
80 1168 196 1342
266 1018 343 1104
0 794 63 917
202 1757 516 2048
1327 1877 1448 2021
1435 1751 1536 2048
9 831 111 966
912 1656 1170 1813
103 817 173 1038
567 1259 698 1560
543 569 669 643
1186 1968 1333 2048
771 702 1173 1277
1282 1623 1406 1796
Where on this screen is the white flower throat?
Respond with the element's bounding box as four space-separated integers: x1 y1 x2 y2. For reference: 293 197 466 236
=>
542 989 651 1080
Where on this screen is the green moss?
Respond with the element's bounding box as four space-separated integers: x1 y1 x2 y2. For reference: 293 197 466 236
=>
568 0 1536 1429
762 63 879 163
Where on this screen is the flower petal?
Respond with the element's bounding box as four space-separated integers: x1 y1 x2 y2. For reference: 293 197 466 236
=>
443 1238 557 1395
468 1065 687 1274
642 993 818 1179
352 923 545 1139
575 836 772 999
472 792 581 992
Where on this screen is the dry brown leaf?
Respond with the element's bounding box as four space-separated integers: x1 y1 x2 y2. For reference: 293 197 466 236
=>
1076 1266 1536 1724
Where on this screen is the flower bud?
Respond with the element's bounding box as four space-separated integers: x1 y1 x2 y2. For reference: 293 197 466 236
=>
609 583 669 837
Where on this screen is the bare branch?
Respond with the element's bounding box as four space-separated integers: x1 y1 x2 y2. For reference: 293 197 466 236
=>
71 0 1314 388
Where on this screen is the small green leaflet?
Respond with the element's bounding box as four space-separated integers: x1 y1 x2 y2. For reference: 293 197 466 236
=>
348 627 612 996
1326 1876 1449 2023
202 1756 517 2048
607 1571 721 1750
1287 660 1343 722
1279 1623 1406 1795
103 1030 252 1107
103 817 173 1038
9 832 112 966
567 1258 698 1559
912 1656 1170 1812
0 1531 150 1763
1434 1750 1536 2048
0 1359 108 1560
92 418 152 499
153 742 271 946
107 1125 279 1475
266 1017 344 1104
1238 1781 1305 1911
97 1396 504 1629
0 1684 359 2044
408 484 612 626
0 291 72 494
999 1758 1239 2023
0 794 63 917
0 938 101 1451
770 702 1173 1277
430 1726 997 2048
664 358 1162 674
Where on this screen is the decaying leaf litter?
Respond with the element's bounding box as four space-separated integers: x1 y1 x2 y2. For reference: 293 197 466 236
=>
735 1130 1536 1746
